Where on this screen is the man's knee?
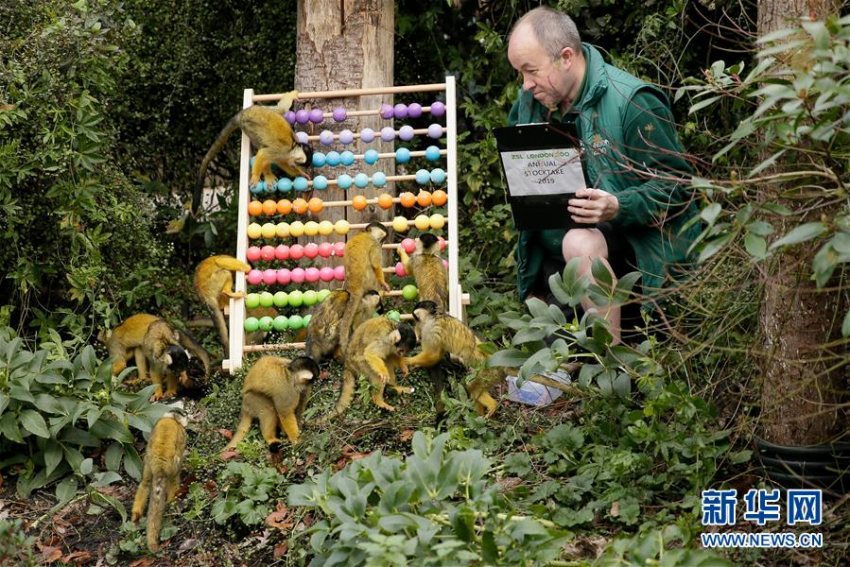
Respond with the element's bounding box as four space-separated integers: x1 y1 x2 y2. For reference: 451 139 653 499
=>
561 228 608 261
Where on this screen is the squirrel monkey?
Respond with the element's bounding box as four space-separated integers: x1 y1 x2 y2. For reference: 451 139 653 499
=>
305 289 383 363
100 314 210 401
318 317 418 422
131 406 189 552
339 222 391 352
397 232 448 312
194 254 252 351
192 91 312 214
404 301 499 417
223 356 320 453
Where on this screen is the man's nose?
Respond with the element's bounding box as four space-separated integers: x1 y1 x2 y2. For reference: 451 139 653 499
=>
522 75 535 90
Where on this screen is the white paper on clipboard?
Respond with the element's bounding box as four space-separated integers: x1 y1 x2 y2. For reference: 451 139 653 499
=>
499 147 585 197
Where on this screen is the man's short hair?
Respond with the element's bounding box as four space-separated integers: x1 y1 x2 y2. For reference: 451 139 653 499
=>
510 6 582 59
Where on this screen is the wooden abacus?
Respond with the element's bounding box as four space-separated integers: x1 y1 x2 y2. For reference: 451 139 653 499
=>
223 77 463 373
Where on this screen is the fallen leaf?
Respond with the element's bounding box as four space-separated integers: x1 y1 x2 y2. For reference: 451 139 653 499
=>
399 429 415 442
129 557 156 567
62 550 93 565
609 501 620 517
265 502 294 531
218 428 234 440
274 543 289 559
37 543 63 564
219 449 239 461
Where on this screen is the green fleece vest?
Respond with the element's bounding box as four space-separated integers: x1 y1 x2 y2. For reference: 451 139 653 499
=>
509 43 699 299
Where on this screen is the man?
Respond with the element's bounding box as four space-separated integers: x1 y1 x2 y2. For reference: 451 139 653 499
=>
506 6 700 344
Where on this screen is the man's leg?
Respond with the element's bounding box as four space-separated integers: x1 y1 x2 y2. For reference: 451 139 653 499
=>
561 228 622 344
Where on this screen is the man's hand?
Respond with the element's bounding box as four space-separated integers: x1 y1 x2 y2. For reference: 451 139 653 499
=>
568 188 619 223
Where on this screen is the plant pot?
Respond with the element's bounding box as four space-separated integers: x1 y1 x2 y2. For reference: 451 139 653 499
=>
755 436 850 492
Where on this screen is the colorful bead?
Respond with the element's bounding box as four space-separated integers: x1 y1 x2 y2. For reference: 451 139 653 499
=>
360 127 375 143
380 103 394 119
339 129 354 145
425 145 441 161
427 123 443 139
337 174 353 189
340 150 355 166
407 102 423 118
364 148 380 165
332 106 347 122
395 147 411 163
380 126 396 142
430 101 446 117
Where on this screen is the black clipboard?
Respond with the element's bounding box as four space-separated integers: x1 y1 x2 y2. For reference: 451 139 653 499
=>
494 122 588 230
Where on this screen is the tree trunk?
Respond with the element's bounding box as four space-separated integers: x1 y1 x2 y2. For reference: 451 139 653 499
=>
295 0 395 233
757 0 847 445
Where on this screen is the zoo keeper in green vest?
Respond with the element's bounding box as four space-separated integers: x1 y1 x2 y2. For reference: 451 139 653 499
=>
506 6 701 344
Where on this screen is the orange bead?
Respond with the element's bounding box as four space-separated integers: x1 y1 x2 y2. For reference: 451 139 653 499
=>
262 199 278 216
352 195 368 211
431 189 448 206
308 197 324 213
292 198 308 214
248 200 263 217
377 193 394 209
277 199 292 215
416 190 432 207
399 192 416 208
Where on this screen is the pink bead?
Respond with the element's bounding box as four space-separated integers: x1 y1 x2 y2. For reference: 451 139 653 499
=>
277 268 292 285
305 267 321 282
319 266 335 281
395 262 406 277
263 268 278 285
304 243 319 259
401 238 416 253
334 265 346 281
247 269 263 285
318 242 333 258
443 260 449 269
333 241 345 256
289 244 304 260
261 245 276 261
246 246 262 262
291 268 306 283
438 236 447 251
275 244 290 261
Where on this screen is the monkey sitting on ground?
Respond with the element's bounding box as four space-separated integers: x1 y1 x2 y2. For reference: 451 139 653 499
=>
403 301 500 417
131 406 189 552
192 91 311 214
397 232 448 312
99 314 211 401
317 317 418 423
223 356 320 454
339 222 391 352
193 254 252 351
305 289 383 363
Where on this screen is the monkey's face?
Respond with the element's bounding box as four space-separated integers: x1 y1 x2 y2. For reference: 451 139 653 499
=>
292 142 313 166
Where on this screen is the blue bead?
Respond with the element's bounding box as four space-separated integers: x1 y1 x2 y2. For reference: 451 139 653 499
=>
430 168 447 184
395 147 411 164
312 175 328 190
364 149 380 165
250 182 265 195
425 145 441 161
340 151 355 166
354 173 370 188
293 177 309 191
312 152 327 167
325 151 341 167
337 174 353 189
372 172 387 187
415 169 431 185
277 178 293 192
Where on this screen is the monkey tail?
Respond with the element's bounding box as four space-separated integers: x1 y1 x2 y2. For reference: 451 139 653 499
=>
146 481 167 552
223 414 252 452
213 256 251 273
315 368 356 424
192 114 242 215
337 291 362 354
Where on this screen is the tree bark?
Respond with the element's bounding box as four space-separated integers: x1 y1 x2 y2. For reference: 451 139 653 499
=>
757 0 847 444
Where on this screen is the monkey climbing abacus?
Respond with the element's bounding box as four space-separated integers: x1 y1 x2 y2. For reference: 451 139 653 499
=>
223 78 462 374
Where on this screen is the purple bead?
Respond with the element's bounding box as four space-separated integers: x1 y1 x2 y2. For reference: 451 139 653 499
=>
295 109 310 124
319 130 335 146
295 131 309 144
308 108 324 124
407 102 423 118
430 101 446 117
380 126 396 142
399 125 415 141
380 103 394 119
284 110 296 124
332 106 347 122
339 129 354 145
427 123 444 139
360 127 375 143
393 103 408 119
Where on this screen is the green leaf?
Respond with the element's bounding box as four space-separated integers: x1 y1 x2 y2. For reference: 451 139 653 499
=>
20 409 50 438
769 222 828 250
688 95 721 115
487 349 528 368
43 439 64 477
744 233 768 260
525 297 549 318
700 202 722 225
55 477 78 506
842 309 850 337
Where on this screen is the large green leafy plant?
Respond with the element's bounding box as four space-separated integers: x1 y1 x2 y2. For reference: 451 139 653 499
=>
0 327 168 499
